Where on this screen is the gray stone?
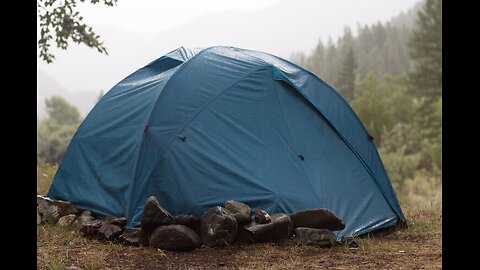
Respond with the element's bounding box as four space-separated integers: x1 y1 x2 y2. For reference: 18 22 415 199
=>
80 220 103 238
140 196 175 235
105 216 127 227
98 222 123 240
37 195 78 217
175 214 199 232
149 225 202 251
121 228 149 246
289 208 345 231
254 208 271 224
58 214 77 226
199 206 238 247
243 213 293 243
37 196 57 224
74 215 95 230
37 207 41 225
80 211 93 217
293 227 337 247
44 204 60 224
224 200 251 225
37 197 49 217
36 195 52 216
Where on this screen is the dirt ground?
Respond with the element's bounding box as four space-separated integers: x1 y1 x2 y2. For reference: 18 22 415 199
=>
37 206 441 269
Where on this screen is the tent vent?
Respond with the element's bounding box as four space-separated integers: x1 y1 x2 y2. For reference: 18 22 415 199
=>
298 154 304 160
177 135 187 142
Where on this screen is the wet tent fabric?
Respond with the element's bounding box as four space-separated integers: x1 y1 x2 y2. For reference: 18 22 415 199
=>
48 46 405 239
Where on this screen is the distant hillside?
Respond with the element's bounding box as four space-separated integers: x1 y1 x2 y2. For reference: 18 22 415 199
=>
290 0 423 86
37 70 100 118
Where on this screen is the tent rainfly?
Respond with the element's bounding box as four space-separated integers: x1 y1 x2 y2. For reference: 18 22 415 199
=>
48 46 406 240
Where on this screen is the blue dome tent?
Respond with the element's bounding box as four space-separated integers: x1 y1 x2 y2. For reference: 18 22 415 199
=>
48 46 406 239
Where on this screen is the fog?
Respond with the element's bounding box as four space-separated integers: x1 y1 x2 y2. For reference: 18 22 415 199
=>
37 0 418 95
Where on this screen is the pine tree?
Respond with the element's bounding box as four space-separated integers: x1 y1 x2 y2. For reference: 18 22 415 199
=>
408 0 442 142
324 38 338 85
307 40 326 77
408 0 442 100
351 72 394 143
335 47 357 102
290 3 422 83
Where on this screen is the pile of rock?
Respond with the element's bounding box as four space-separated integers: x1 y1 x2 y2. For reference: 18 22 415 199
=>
37 195 145 245
37 195 345 251
37 195 79 225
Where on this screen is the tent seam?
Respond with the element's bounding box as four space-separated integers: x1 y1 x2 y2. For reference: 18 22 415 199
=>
127 47 210 221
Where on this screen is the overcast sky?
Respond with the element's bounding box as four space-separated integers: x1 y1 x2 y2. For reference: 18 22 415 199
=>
76 0 282 33
76 0 419 34
38 0 420 94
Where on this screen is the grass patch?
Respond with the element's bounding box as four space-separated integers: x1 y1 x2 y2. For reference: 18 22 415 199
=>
37 163 58 195
403 204 442 236
37 224 126 270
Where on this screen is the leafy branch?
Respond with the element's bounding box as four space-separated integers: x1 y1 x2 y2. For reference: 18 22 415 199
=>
38 0 118 63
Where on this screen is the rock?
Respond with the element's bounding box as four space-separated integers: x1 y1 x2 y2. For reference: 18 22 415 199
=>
74 214 95 230
140 196 175 235
224 200 251 225
37 207 41 225
121 228 149 246
105 216 127 227
293 227 337 247
53 200 78 217
80 220 103 238
149 225 202 251
58 214 77 226
37 196 57 223
175 214 199 232
80 211 93 217
67 266 82 270
98 222 123 240
289 208 345 231
37 195 78 217
44 204 60 224
243 213 293 243
36 195 52 216
254 208 271 224
235 226 255 244
199 206 238 246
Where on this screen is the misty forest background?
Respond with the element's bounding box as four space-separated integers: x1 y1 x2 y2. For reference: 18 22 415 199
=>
37 0 441 207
